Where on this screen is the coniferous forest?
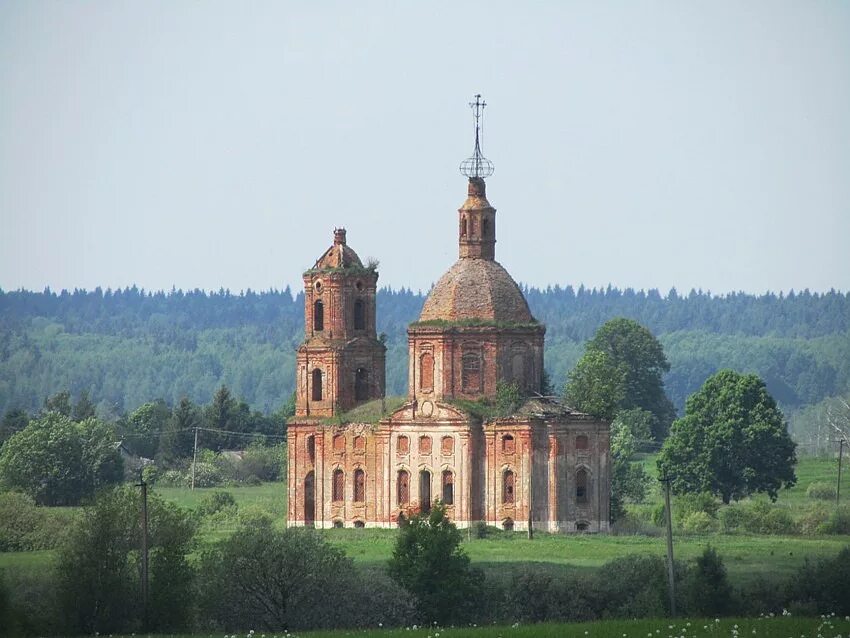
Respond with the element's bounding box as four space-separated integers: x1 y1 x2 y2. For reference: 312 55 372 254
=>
1 285 848 448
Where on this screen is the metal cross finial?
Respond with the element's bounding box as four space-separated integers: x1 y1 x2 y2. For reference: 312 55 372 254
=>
459 94 494 179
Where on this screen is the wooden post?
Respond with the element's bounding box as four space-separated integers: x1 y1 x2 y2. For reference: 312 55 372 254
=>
137 470 149 630
837 438 845 508
661 475 676 616
191 426 199 490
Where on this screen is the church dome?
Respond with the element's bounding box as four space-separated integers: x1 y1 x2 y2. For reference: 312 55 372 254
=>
419 258 535 324
312 228 363 270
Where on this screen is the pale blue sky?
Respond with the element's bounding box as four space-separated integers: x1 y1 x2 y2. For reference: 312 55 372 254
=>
1 1 848 295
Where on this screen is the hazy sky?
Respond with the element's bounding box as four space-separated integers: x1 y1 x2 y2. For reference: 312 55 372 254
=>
1 1 848 296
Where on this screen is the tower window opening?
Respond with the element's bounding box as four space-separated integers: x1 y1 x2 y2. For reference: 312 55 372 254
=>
354 468 365 502
503 469 515 504
462 352 481 393
442 470 454 505
420 352 434 391
313 300 324 332
461 217 468 236
576 468 588 504
576 435 589 451
397 470 410 505
354 299 366 330
332 468 345 502
311 369 323 401
355 367 369 401
419 470 432 513
304 471 315 525
482 218 489 237
306 435 315 463
502 434 515 454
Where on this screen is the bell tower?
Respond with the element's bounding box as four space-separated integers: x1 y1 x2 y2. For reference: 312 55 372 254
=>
295 228 386 417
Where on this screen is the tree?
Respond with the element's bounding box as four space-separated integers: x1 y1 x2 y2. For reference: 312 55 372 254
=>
565 317 676 439
657 370 797 504
124 400 171 459
0 413 122 505
58 485 196 634
388 502 482 625
0 409 29 446
43 390 72 417
609 409 652 521
72 389 97 421
158 397 198 465
197 518 357 631
684 546 733 616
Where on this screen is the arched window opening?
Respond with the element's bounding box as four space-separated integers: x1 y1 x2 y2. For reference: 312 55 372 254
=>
419 470 432 514
397 435 409 455
313 300 324 332
441 436 454 456
503 518 514 531
482 217 489 237
355 367 369 401
354 435 365 452
311 369 323 401
333 520 343 529
462 352 481 393
419 435 432 455
502 434 515 454
397 470 410 505
354 468 365 502
353 520 365 528
306 435 316 463
576 521 589 532
332 434 345 453
576 435 589 451
503 469 515 504
442 470 454 505
461 217 468 236
576 468 588 504
511 353 525 384
304 471 315 525
420 352 434 391
332 468 345 502
354 299 366 330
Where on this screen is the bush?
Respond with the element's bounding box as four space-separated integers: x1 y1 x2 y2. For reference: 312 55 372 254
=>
816 506 850 534
681 510 718 534
0 492 71 551
596 554 686 618
157 469 186 487
237 443 285 482
787 546 850 615
796 504 832 535
718 501 797 535
806 481 837 500
196 491 237 518
683 546 733 616
191 461 225 488
611 511 662 536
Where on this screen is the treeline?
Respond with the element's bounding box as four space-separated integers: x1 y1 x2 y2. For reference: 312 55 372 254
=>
1 286 848 422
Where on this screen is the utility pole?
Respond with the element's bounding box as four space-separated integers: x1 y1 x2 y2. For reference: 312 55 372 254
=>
137 469 149 631
527 451 534 540
660 474 676 616
191 426 199 490
835 438 846 508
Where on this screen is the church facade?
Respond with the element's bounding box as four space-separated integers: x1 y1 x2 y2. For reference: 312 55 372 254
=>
286 172 611 533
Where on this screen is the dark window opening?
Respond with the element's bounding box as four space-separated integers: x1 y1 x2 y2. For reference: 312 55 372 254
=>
333 520 343 529
354 468 365 502
304 471 315 525
576 435 589 450
461 217 467 236
354 520 365 528
306 435 315 463
311 369 323 401
419 470 431 514
462 352 481 393
576 468 588 504
482 218 489 237
332 468 344 502
354 299 366 330
313 300 324 332
503 469 515 504
397 470 410 505
355 367 369 401
503 518 514 531
576 521 589 532
502 434 515 454
442 470 454 505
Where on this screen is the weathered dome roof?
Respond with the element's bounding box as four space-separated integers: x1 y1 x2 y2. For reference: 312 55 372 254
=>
311 228 363 270
419 258 535 324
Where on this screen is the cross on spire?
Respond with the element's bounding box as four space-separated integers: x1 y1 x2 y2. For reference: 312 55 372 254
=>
459 94 494 179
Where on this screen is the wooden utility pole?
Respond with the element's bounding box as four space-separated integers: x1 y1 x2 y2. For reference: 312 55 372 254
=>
660 474 676 616
527 451 534 540
835 438 846 508
191 426 199 490
137 470 149 631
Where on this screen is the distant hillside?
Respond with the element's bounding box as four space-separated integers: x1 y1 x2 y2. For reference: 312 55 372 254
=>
1 286 848 426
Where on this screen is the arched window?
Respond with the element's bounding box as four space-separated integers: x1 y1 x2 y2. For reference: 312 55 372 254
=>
419 435 432 455
332 434 345 453
503 518 514 531
511 352 525 384
420 352 434 391
441 436 454 456
461 217 467 236
332 468 345 502
306 435 315 463
419 470 432 513
333 520 343 528
503 469 515 504
576 468 588 504
354 468 365 502
311 369 323 401
397 435 409 455
502 434 515 454
576 521 589 532
354 299 366 330
355 367 369 401
482 217 489 237
354 435 366 452
462 352 481 393
397 470 410 505
576 435 589 451
313 300 324 332
442 470 454 505
353 520 365 528
304 471 315 525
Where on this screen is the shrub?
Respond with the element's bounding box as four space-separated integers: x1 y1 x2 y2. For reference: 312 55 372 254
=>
611 511 662 536
681 510 718 534
191 461 225 488
196 491 237 518
683 546 733 616
816 506 850 534
157 469 186 487
806 481 837 500
141 463 160 485
796 504 832 535
787 546 850 615
0 492 71 551
596 554 686 618
718 500 797 535
237 442 285 482
676 491 720 521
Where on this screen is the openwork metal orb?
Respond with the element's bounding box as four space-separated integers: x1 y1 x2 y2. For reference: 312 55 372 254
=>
459 155 495 179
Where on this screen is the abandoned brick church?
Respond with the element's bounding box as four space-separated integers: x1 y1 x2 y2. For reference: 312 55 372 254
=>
287 102 610 533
